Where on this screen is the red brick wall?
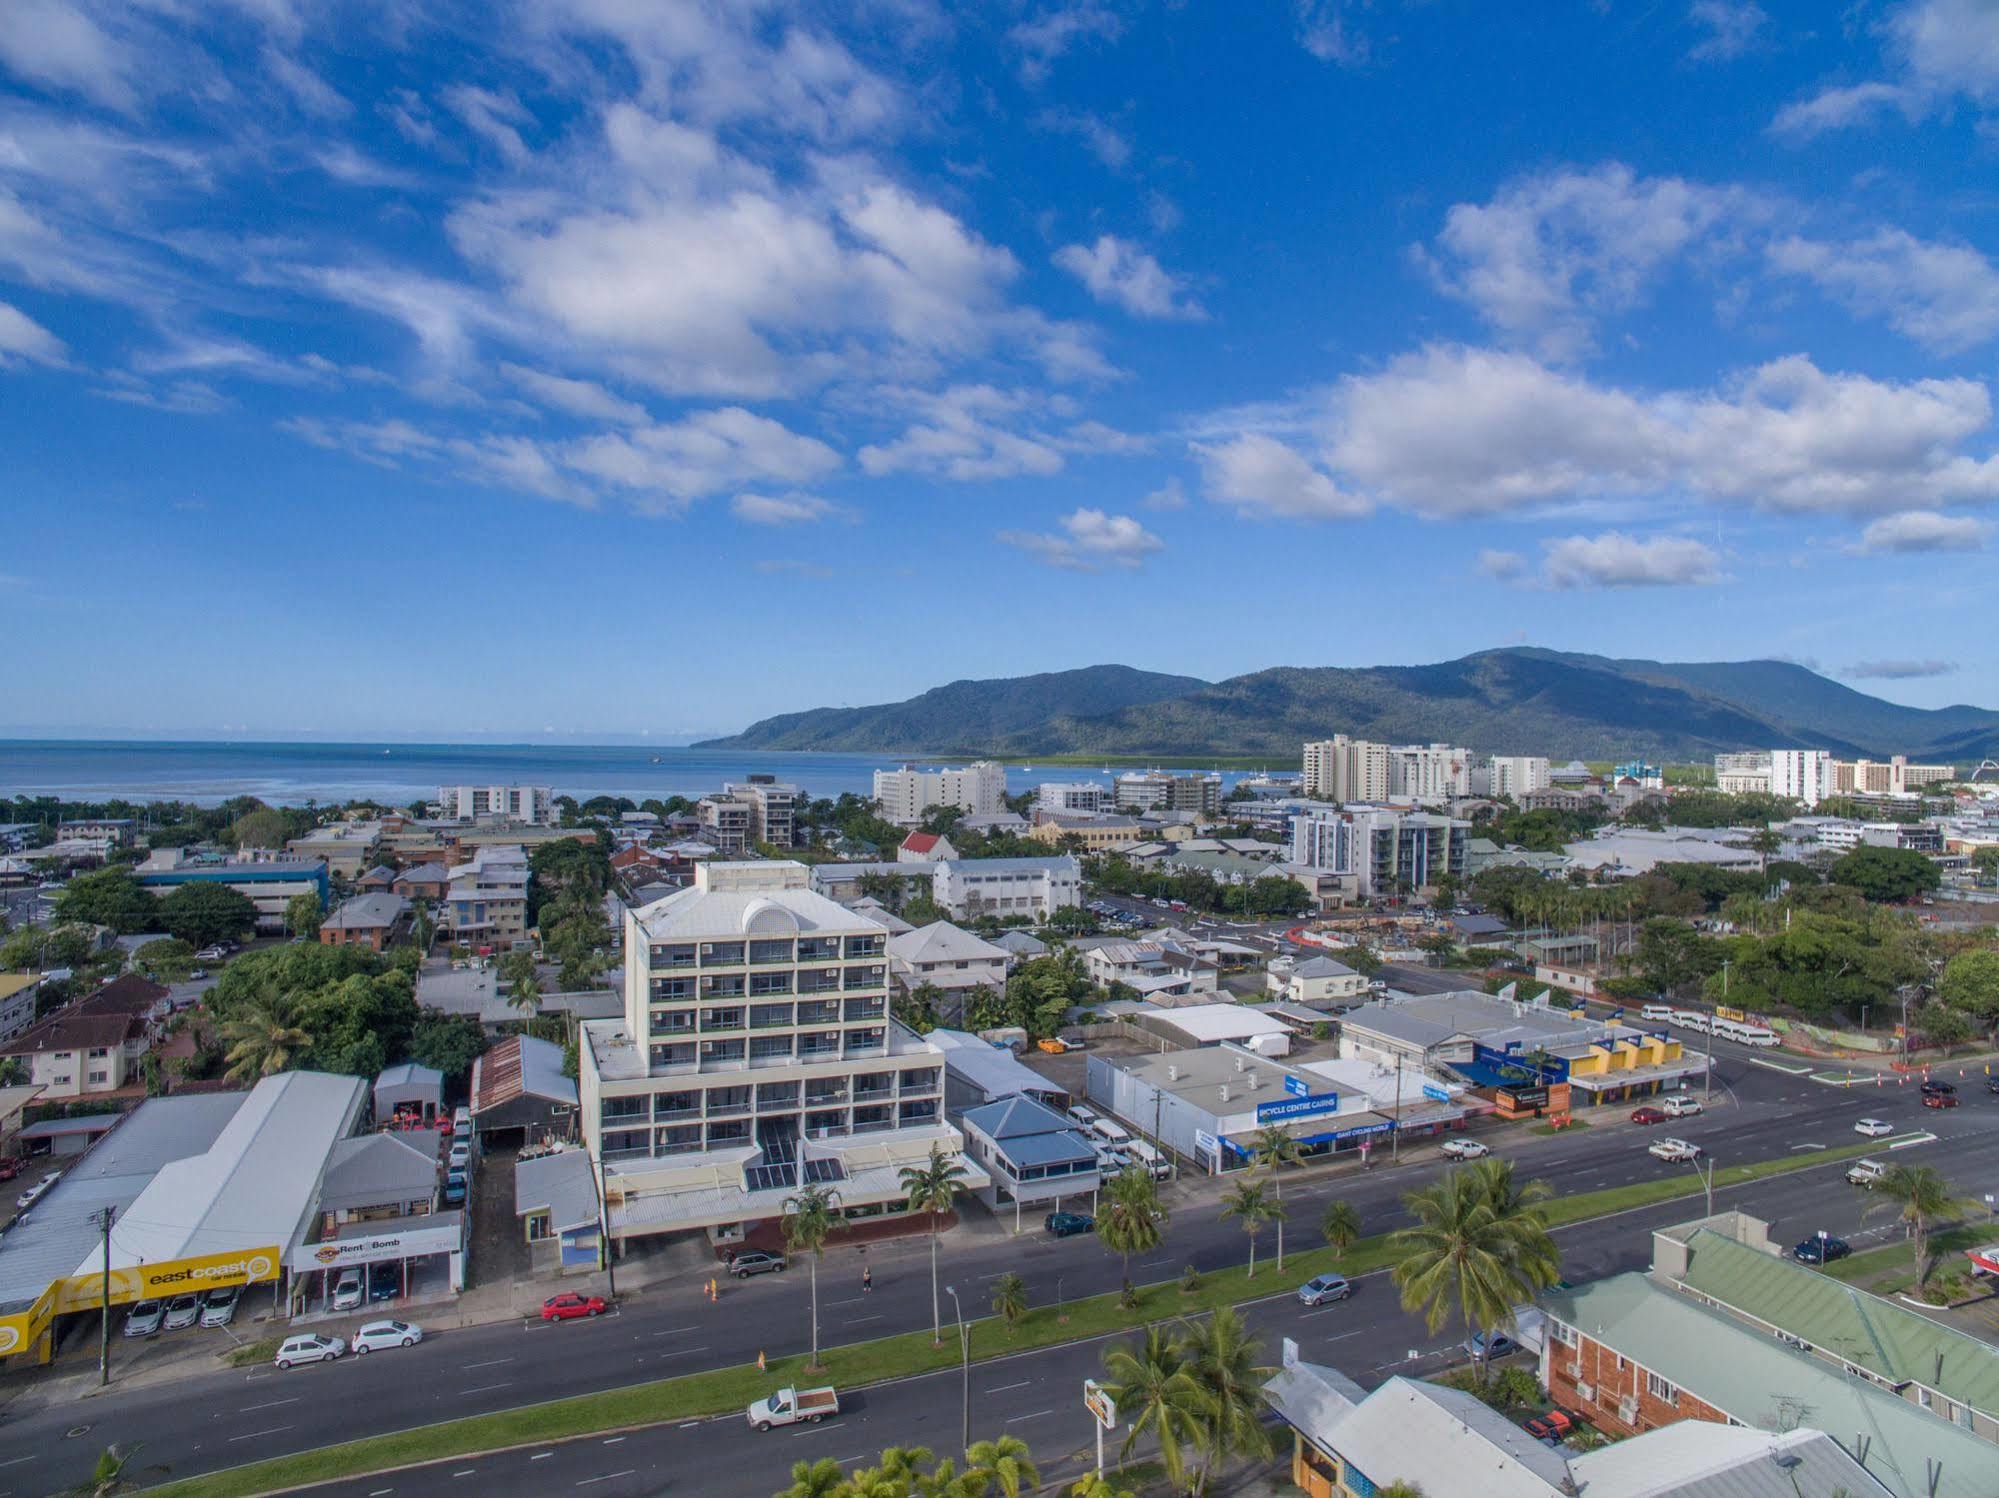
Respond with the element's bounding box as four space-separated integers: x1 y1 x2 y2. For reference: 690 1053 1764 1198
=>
1545 1333 1730 1436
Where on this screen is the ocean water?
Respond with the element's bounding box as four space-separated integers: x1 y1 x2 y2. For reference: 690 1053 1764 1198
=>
0 741 1262 809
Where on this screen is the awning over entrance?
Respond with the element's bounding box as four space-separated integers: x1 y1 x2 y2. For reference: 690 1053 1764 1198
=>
288 1212 464 1274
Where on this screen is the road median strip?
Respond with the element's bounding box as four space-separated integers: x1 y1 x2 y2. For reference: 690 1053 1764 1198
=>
144 1140 1882 1498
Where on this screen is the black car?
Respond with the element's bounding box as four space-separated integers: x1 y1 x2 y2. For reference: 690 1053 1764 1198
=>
1921 1080 1958 1096
1988 1076 1999 1096
1793 1234 1851 1265
1044 1211 1095 1238
368 1263 401 1302
728 1251 788 1278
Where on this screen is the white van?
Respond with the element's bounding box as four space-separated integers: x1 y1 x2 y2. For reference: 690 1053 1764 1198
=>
451 1106 472 1140
1640 1004 1674 1022
1089 1117 1132 1145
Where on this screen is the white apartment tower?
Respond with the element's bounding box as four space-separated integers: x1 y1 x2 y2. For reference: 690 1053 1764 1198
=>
1301 736 1392 803
437 785 554 825
1037 781 1108 814
1713 751 1772 795
873 762 1009 825
1389 744 1473 801
1769 749 1833 808
1486 756 1551 799
578 861 982 1243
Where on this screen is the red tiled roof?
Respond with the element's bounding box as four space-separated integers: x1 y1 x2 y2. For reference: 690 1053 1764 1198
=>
901 832 942 854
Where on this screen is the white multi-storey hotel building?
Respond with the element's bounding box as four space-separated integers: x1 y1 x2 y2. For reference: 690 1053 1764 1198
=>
579 861 984 1244
873 762 1009 824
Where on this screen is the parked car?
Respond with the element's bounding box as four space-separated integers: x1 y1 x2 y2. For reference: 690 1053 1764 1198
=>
1648 1138 1702 1163
1439 1139 1489 1160
124 1300 166 1338
15 1171 61 1210
1044 1211 1095 1238
1923 1091 1958 1110
1660 1095 1702 1118
200 1285 242 1327
448 1141 473 1169
443 1169 467 1207
369 1263 401 1301
729 1251 788 1279
1987 1076 1999 1096
1462 1330 1520 1361
1854 1118 1895 1137
1847 1159 1888 1188
541 1292 608 1321
1296 1273 1353 1307
162 1293 202 1331
1793 1233 1852 1265
350 1319 423 1354
0 1157 25 1183
747 1385 838 1431
1065 1105 1099 1130
274 1333 345 1369
331 1268 365 1312
1524 1408 1580 1444
1640 1004 1674 1021
1629 1105 1668 1125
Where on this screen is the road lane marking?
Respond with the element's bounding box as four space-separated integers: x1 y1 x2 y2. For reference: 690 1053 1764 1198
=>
846 1314 885 1324
532 1453 554 1461
452 1470 476 1478
826 1296 868 1305
653 1344 711 1357
367 1488 393 1495
0 1457 34 1469
602 1437 626 1445
1007 1409 1056 1423
461 1382 513 1395
653 1325 697 1334
986 1380 1033 1393
238 1398 300 1414
577 1473 636 1487
461 1357 514 1369
229 1426 295 1443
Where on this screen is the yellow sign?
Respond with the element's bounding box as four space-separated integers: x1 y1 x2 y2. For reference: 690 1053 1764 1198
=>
0 1245 287 1357
0 1285 58 1359
1716 1006 1746 1023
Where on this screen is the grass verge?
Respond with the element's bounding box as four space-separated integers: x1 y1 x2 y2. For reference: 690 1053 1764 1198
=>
148 1142 1876 1498
222 1336 282 1369
1823 1222 1991 1293
1528 1118 1590 1136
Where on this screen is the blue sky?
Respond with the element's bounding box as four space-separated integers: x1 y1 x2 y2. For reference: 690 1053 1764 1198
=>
3 0 1997 739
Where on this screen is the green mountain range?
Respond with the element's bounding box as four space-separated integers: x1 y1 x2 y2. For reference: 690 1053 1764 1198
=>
696 649 1999 764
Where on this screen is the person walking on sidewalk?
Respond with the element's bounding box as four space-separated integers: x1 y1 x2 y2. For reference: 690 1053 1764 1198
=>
862 1265 873 1294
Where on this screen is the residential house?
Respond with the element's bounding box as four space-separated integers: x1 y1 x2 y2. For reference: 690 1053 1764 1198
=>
319 892 412 951
1265 954 1367 1008
898 831 958 863
886 922 1012 1009
957 1094 1100 1231
1079 939 1219 999
0 974 169 1098
392 863 451 901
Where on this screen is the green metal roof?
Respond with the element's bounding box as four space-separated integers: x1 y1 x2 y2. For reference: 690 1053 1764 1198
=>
1676 1229 1999 1419
1541 1273 1999 1498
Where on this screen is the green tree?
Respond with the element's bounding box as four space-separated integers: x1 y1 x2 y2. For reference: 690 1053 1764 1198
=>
1938 949 1999 1026
407 1012 488 1081
1182 1306 1274 1490
508 969 543 1017
1828 845 1942 903
775 1456 845 1498
218 997 313 1082
1248 1124 1304 1272
130 938 195 984
782 1182 843 1371
963 1436 1038 1498
1100 1326 1208 1495
1376 1484 1427 1498
225 806 291 850
1099 1167 1166 1293
157 882 259 946
53 869 158 933
1321 1198 1363 1259
285 891 323 940
991 1271 1027 1335
1865 1163 1969 1287
900 1146 969 1346
1218 1178 1282 1279
1067 1475 1137 1498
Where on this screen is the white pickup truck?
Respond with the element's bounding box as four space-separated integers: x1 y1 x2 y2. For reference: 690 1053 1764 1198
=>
1846 1159 1887 1188
748 1386 839 1431
1648 1138 1702 1163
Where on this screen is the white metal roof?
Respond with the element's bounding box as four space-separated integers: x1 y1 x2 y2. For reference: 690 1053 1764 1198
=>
888 921 1010 965
1149 1003 1289 1043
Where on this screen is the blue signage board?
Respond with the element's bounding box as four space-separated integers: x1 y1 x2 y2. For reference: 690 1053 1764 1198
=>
1255 1091 1341 1124
1284 1075 1309 1098
1421 1083 1452 1103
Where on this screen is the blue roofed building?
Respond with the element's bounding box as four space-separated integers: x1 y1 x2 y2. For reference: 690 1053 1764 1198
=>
957 1094 1101 1230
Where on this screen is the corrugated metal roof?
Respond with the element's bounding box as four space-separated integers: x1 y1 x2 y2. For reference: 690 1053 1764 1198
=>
471 1035 577 1113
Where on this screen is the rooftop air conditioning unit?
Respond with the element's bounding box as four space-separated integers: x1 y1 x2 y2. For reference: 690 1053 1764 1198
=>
1218 1084 1231 1104
1247 1073 1262 1089
1167 1063 1180 1081
1233 1054 1247 1072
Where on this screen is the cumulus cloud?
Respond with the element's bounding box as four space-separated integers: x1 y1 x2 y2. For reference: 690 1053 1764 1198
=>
0 300 65 364
730 492 850 526
857 385 1066 481
564 407 841 512
999 507 1163 571
1771 82 1912 139
1053 236 1205 320
1143 476 1188 510
1772 0 1999 138
1476 548 1529 582
1851 509 1992 553
1010 3 1125 83
1765 230 1999 354
1843 658 1958 679
1294 0 1370 66
1539 532 1724 589
500 363 647 425
1687 1 1770 63
1194 432 1371 520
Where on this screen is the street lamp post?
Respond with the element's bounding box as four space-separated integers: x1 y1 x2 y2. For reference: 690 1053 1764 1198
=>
944 1285 969 1455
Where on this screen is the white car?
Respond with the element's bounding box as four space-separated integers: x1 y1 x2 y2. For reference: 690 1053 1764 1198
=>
201 1285 242 1327
15 1171 60 1209
162 1293 202 1331
331 1268 365 1312
124 1300 165 1338
350 1319 423 1354
1648 1138 1702 1163
1855 1118 1895 1137
1439 1139 1490 1160
1660 1095 1702 1118
275 1334 344 1369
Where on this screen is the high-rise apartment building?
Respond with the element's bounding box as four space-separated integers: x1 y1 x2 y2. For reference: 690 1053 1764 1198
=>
1037 781 1108 814
1389 744 1473 801
1112 771 1222 816
437 785 554 825
1713 752 1771 795
873 762 1008 825
1288 806 1469 898
696 777 801 853
1827 756 1955 796
579 861 981 1244
1485 756 1551 798
1301 737 1391 803
1769 749 1833 808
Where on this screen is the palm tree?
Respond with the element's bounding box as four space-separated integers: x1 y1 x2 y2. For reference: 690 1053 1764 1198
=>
1068 1477 1138 1498
1464 1158 1560 1291
1376 1483 1427 1498
508 969 542 1017
963 1436 1039 1498
1865 1163 1968 1286
1182 1306 1274 1486
1321 1198 1362 1260
991 1271 1027 1335
56 1445 142 1498
1101 1326 1209 1495
1248 1125 1304 1272
1218 1178 1282 1279
1099 1167 1166 1293
778 1456 846 1498
900 1146 969 1346
783 1182 843 1371
218 998 311 1082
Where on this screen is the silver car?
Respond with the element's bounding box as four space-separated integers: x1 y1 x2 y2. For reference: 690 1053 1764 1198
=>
162 1293 201 1331
124 1300 165 1337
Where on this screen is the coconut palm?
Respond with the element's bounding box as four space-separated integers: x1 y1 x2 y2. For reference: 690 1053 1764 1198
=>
1321 1198 1363 1260
991 1271 1027 1335
507 969 542 1017
777 1456 846 1498
1099 1167 1166 1293
1865 1163 1969 1286
1248 1124 1304 1271
1376 1483 1426 1498
900 1145 969 1345
782 1182 843 1371
1218 1178 1283 1279
218 998 312 1082
1182 1306 1274 1483
963 1436 1039 1498
1101 1326 1209 1495
1388 1163 1559 1383
1068 1477 1138 1498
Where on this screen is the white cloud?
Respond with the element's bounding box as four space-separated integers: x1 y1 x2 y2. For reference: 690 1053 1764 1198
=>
1294 0 1369 66
564 407 841 512
1852 509 1992 553
444 85 534 164
500 362 648 424
1194 432 1370 520
314 144 421 190
1765 230 1999 354
730 492 849 525
1771 81 1914 139
1476 548 1528 582
1771 0 1999 138
1053 236 1204 320
1035 109 1131 170
1000 507 1163 571
0 299 65 364
1143 476 1187 510
1423 163 1750 358
1010 3 1125 83
754 558 834 578
0 0 136 110
1687 1 1769 63
1843 658 1958 679
1539 532 1724 589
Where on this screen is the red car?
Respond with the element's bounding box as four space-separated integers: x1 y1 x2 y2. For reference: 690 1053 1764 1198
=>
1629 1106 1668 1125
1524 1409 1580 1443
0 1158 24 1182
1922 1091 1958 1109
540 1293 608 1322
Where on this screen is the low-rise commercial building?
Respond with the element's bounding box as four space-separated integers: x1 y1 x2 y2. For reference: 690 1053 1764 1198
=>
286 821 385 878
927 1028 1069 1114
134 849 329 933
513 1147 602 1274
933 856 1080 920
957 1094 1100 1230
1562 826 1762 878
470 1034 578 1145
1027 813 1144 852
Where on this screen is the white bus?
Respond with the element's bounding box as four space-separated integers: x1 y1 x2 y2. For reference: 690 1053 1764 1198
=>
1712 1017 1778 1047
1670 1010 1710 1033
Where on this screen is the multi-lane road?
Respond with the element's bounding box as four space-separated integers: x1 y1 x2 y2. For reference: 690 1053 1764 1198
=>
3 1039 1991 1496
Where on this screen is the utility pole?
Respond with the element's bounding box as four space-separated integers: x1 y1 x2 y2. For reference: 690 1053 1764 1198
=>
1392 1053 1403 1162
593 1155 618 1298
91 1205 115 1386
944 1285 969 1455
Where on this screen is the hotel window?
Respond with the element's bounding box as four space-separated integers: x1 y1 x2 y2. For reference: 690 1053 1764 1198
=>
1645 1371 1677 1405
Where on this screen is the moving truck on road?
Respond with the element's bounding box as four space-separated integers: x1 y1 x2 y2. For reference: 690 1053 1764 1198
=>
748 1386 840 1430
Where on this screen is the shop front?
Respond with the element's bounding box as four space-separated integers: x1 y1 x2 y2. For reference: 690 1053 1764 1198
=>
286 1215 464 1318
